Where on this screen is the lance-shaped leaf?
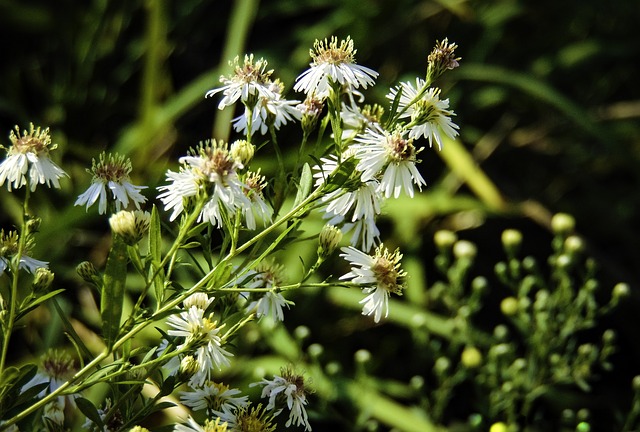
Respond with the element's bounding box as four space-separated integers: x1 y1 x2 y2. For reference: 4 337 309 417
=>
101 233 128 348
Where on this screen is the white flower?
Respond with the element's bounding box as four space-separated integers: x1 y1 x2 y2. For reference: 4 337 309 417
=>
75 152 147 214
0 229 48 277
232 81 301 136
294 36 378 98
0 124 68 192
241 170 272 230
352 127 426 198
167 304 232 387
174 416 230 432
243 260 292 321
246 291 290 322
330 214 380 253
386 79 459 149
206 54 276 109
252 368 312 431
339 100 384 142
180 381 248 414
157 140 250 228
323 180 382 222
339 245 406 323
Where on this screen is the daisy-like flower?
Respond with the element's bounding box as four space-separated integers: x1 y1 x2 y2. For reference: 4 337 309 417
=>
244 260 292 322
252 367 312 431
0 123 68 192
22 349 77 410
75 152 147 215
352 126 426 198
213 403 276 432
294 36 378 99
175 417 229 432
241 170 272 230
339 244 407 323
232 80 301 136
0 229 48 277
180 381 248 415
206 54 276 110
386 80 459 149
157 140 250 228
167 296 233 387
331 213 380 253
339 101 384 142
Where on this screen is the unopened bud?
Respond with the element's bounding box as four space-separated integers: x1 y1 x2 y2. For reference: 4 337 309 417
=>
461 346 482 369
453 240 477 260
434 356 450 374
355 349 371 364
32 267 54 292
230 139 255 167
564 235 584 254
489 422 509 432
434 230 457 250
76 261 99 285
501 229 522 254
613 282 630 299
109 210 151 245
500 297 519 316
179 355 199 381
318 225 342 259
129 427 151 432
551 213 575 235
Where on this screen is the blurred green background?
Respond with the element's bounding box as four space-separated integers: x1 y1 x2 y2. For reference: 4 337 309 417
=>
1 0 639 430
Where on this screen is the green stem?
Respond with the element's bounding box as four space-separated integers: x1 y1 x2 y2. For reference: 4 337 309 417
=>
0 188 30 376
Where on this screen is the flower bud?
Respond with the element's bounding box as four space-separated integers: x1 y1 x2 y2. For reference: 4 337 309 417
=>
129 427 151 432
564 235 584 254
76 261 99 285
434 356 450 375
318 225 342 259
109 210 151 245
355 349 371 364
308 343 323 358
551 213 575 235
613 282 630 299
489 422 509 432
501 229 522 254
500 297 519 316
26 216 42 234
230 139 255 167
453 240 477 260
434 230 457 250
32 267 54 292
461 346 483 369
178 355 199 381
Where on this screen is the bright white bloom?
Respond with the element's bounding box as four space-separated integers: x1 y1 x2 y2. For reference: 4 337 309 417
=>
339 100 384 142
0 123 68 192
294 36 378 98
75 152 147 214
180 381 248 414
206 54 276 109
167 301 232 387
340 245 406 323
352 127 426 198
241 170 272 230
252 368 312 431
323 180 382 222
386 79 459 149
0 229 48 277
157 140 250 228
232 80 301 136
244 260 292 321
329 213 380 253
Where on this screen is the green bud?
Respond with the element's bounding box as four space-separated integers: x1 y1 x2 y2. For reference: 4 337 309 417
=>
409 375 424 390
76 261 99 285
501 229 522 254
632 375 640 391
564 235 584 254
453 240 477 260
230 139 255 167
493 325 509 341
613 282 630 299
434 356 451 374
471 276 489 294
318 225 342 259
489 422 509 432
461 346 483 369
32 267 54 292
294 325 311 341
325 361 341 375
308 343 323 358
500 297 519 316
109 210 151 245
129 427 151 432
26 216 42 234
551 213 575 235
434 230 457 250
355 349 371 364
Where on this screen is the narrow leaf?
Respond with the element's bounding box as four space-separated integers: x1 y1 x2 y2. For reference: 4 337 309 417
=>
101 234 128 348
76 397 105 429
293 162 313 208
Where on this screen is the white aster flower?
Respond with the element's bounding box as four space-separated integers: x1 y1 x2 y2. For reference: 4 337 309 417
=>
21 349 77 410
339 100 384 142
244 260 292 321
212 403 277 432
180 381 248 415
0 123 68 192
352 126 426 198
157 140 250 228
0 229 48 277
206 54 276 110
386 79 459 149
294 36 378 99
75 152 147 214
241 170 272 230
329 213 380 253
252 367 312 431
339 245 406 323
232 80 302 136
167 301 232 387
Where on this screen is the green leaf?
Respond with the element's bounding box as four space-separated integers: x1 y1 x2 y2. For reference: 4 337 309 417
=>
149 205 166 305
101 234 128 348
76 397 104 429
293 162 313 208
16 289 66 320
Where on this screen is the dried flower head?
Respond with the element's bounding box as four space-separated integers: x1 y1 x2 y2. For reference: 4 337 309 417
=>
0 123 68 191
109 210 151 245
427 38 461 81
